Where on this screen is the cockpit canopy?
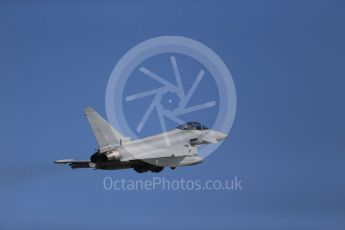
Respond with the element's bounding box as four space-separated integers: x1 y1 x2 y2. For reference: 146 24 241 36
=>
176 122 209 130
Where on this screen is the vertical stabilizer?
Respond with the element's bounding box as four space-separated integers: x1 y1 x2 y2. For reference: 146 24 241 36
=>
84 107 125 148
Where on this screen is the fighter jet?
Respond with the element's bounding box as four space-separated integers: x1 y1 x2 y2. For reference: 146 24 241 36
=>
54 108 227 173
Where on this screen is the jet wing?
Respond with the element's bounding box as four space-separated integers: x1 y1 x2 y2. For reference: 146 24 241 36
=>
54 159 94 169
127 145 201 167
127 145 198 161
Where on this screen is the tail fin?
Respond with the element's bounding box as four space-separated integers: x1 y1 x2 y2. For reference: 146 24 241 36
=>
84 107 126 149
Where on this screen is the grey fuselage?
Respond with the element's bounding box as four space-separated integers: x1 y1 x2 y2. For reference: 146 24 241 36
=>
55 108 227 173
92 128 225 172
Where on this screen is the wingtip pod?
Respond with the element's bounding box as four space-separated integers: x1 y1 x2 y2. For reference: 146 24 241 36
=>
54 159 75 164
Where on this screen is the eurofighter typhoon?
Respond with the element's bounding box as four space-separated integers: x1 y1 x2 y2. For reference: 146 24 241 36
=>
54 108 227 173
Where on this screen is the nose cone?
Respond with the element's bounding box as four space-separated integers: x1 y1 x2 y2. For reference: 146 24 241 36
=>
200 130 228 144
215 132 228 141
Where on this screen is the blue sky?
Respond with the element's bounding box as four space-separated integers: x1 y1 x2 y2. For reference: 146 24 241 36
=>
1 1 345 229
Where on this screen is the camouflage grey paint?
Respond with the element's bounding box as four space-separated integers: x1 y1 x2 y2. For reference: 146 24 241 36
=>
54 108 227 173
